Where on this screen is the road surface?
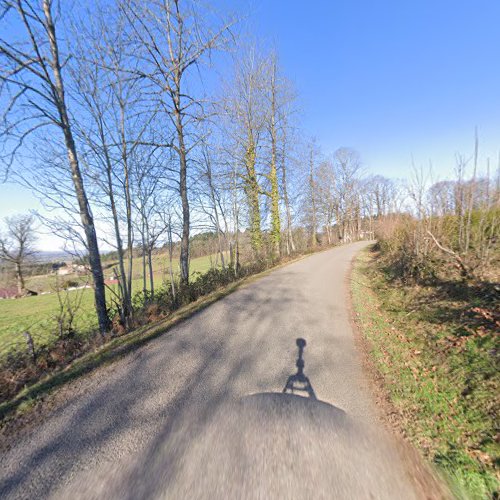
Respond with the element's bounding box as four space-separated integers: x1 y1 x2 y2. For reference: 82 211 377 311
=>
0 242 437 499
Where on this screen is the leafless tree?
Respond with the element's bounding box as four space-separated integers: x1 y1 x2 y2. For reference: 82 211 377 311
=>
122 0 235 285
0 214 36 296
334 147 363 242
131 153 169 301
0 0 110 334
307 141 319 247
197 139 228 268
315 159 337 244
223 48 268 256
279 122 295 254
264 54 281 257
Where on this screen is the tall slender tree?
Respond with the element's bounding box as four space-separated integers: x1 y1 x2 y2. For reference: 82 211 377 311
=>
266 55 281 257
308 143 318 247
122 0 234 285
0 0 110 334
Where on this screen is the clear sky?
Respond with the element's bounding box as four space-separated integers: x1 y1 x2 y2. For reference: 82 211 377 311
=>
243 0 500 179
1 0 499 249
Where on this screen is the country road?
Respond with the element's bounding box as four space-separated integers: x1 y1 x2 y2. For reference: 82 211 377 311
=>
0 242 439 499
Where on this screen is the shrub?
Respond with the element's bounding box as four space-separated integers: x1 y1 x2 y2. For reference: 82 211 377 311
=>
61 279 80 290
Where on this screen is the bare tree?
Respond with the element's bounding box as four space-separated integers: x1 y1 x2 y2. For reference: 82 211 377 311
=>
223 49 267 256
334 147 363 242
131 153 169 301
279 114 296 255
70 9 136 324
0 0 110 334
0 214 36 296
265 54 281 257
198 139 227 268
122 0 234 285
316 159 337 244
308 142 319 247
425 140 500 281
230 158 242 272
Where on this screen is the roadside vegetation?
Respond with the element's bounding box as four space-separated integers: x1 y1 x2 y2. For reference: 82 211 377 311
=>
0 252 223 352
352 164 499 499
353 249 498 498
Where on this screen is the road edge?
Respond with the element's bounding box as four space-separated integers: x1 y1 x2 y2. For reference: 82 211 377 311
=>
346 244 451 499
0 247 333 445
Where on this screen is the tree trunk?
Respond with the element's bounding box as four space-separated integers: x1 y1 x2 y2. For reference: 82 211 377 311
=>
309 149 317 248
43 0 109 335
119 101 134 303
270 156 281 258
173 84 190 285
245 139 262 255
281 145 295 255
142 221 147 301
145 217 154 300
148 247 154 300
167 220 176 303
269 61 281 258
229 241 234 268
179 141 190 285
15 262 25 296
231 162 241 275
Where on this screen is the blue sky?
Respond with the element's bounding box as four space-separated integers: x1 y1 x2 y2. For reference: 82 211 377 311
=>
243 0 500 178
1 0 499 249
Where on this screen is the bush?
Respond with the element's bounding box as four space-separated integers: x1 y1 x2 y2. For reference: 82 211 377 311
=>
0 334 93 403
61 279 80 290
376 216 438 283
376 208 499 285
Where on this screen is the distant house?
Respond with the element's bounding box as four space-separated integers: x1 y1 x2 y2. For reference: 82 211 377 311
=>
51 261 68 274
57 267 71 276
72 264 90 275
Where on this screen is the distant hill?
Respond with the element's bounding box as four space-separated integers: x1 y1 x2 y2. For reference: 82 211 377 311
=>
32 250 73 263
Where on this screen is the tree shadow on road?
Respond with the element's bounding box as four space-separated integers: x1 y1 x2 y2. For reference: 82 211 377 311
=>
0 274 340 499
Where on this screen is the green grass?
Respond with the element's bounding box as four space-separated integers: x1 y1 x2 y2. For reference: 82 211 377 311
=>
0 253 225 356
352 247 499 499
0 250 306 422
0 276 245 421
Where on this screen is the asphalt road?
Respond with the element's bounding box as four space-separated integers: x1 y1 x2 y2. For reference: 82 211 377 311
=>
0 242 435 499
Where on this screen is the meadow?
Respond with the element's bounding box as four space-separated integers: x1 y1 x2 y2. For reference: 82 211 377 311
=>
0 253 224 357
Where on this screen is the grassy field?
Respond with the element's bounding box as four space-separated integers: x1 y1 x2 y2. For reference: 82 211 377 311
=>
352 247 499 499
22 251 224 294
0 253 223 356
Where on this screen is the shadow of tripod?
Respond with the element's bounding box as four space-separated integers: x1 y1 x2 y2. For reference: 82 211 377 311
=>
282 338 317 399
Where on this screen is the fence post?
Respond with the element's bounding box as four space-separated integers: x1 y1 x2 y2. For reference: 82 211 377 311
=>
23 331 36 363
